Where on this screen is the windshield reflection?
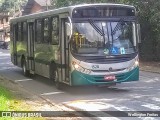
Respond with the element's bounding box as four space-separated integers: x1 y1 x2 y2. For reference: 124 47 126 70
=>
71 21 136 55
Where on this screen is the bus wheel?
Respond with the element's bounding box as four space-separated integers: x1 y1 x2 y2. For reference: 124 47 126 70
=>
54 70 62 89
22 59 30 77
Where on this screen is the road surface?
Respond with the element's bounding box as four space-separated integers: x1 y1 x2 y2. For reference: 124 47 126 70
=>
0 49 160 120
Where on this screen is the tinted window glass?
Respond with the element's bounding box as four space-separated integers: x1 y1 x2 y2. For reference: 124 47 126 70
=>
36 19 43 43
72 6 135 18
18 23 22 41
23 22 27 41
51 17 59 45
44 18 49 43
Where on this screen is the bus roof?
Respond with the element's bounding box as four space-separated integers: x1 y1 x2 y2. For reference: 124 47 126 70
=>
10 3 135 23
68 3 135 9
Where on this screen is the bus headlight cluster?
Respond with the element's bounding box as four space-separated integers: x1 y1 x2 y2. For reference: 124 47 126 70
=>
127 58 139 71
72 61 91 74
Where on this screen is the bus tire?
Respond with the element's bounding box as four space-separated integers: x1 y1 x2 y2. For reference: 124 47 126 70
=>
22 59 30 77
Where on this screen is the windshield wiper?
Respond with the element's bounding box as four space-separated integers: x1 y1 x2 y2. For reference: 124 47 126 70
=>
88 19 106 47
109 18 126 51
88 19 105 36
111 18 125 35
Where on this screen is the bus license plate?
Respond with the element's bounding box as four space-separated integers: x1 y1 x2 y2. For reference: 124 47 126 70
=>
104 75 116 81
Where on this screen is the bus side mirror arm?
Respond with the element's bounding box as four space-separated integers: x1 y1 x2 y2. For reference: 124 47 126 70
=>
67 17 73 43
137 23 141 43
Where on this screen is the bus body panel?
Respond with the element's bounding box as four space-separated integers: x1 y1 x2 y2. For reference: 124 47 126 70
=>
70 54 139 86
34 44 59 78
71 67 139 86
10 3 139 87
16 41 27 67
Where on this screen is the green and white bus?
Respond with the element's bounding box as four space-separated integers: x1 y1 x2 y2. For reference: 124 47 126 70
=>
10 3 140 88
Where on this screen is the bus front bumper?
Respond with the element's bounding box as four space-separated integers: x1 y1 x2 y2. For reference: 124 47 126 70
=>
71 67 139 86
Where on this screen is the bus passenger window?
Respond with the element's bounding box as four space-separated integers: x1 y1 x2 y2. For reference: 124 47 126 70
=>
23 22 27 41
51 17 59 44
44 18 49 43
10 24 13 41
14 24 18 41
36 20 43 43
21 23 24 41
18 23 22 41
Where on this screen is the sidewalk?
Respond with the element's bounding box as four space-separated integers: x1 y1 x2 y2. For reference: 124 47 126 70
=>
140 61 160 73
0 76 82 120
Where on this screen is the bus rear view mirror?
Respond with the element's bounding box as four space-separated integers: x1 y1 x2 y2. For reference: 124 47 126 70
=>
66 23 71 36
66 22 72 43
67 17 73 43
137 23 141 43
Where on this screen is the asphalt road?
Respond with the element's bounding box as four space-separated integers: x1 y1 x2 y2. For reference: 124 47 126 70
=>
0 49 160 120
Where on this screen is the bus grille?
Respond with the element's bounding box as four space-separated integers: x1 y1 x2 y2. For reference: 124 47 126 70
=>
73 53 137 64
92 68 126 72
86 56 131 64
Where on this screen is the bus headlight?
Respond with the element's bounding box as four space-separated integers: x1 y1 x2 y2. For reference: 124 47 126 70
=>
72 62 91 74
127 59 139 71
135 60 139 66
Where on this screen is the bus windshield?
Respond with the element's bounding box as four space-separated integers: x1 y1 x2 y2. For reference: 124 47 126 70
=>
71 20 136 55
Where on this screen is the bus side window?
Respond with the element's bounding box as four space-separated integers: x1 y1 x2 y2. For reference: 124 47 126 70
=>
36 19 43 43
51 17 59 45
15 24 18 41
23 22 27 41
44 18 49 43
18 23 22 41
10 24 13 41
21 22 24 41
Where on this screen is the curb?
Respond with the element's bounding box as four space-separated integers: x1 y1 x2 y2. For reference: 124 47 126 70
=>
0 75 93 118
0 75 73 111
62 103 98 119
140 68 160 74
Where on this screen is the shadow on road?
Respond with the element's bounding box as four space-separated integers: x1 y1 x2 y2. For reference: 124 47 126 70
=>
32 74 130 95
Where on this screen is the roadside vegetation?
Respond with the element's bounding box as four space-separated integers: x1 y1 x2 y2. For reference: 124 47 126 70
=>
0 80 44 120
0 85 11 111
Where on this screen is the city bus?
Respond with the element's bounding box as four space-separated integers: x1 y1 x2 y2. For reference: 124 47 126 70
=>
10 3 140 89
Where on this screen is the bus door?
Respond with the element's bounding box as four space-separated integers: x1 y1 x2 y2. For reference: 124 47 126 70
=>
13 24 18 65
59 15 70 84
27 22 35 72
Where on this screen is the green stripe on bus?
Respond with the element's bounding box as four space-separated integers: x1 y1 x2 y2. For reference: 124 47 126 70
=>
71 67 139 86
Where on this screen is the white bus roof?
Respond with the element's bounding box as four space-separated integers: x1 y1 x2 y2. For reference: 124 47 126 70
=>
10 3 135 23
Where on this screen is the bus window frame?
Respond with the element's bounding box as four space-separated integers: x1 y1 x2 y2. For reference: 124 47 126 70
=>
14 23 18 42
43 18 50 44
18 22 22 41
35 19 43 44
51 16 59 45
22 21 27 42
10 23 13 41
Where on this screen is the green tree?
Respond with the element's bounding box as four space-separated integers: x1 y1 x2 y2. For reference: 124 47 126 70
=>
53 0 116 8
0 0 27 13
